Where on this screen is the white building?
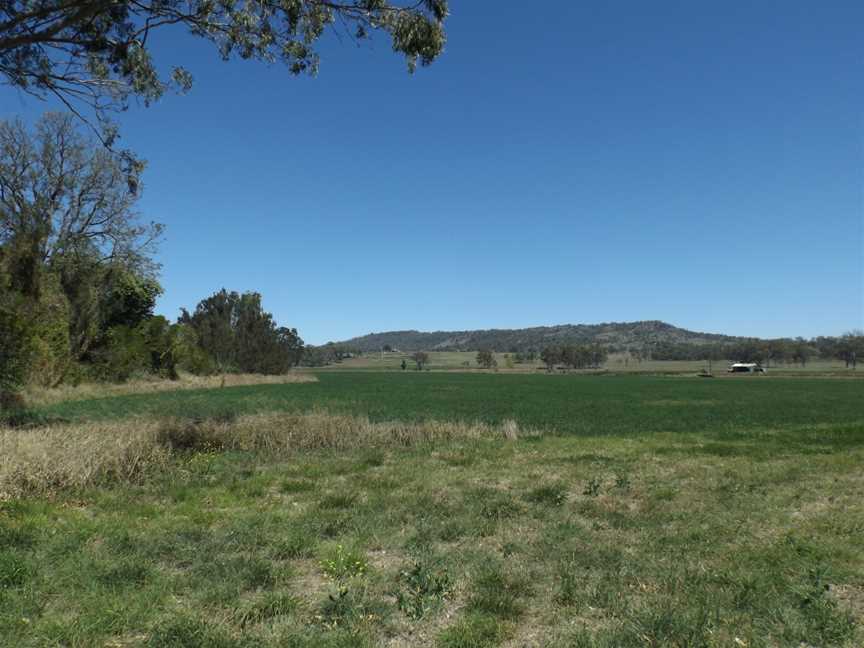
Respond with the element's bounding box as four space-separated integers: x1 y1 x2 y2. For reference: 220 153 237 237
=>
728 363 766 373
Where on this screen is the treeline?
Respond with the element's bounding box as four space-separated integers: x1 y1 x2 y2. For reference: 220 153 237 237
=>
539 345 609 370
300 343 357 367
642 335 863 368
0 115 302 407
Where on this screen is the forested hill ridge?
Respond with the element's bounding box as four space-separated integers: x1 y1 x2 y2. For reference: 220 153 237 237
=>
336 321 744 353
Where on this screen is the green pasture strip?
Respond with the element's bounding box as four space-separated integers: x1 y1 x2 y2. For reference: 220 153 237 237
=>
39 372 864 438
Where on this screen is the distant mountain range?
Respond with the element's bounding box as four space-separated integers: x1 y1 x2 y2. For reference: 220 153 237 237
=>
335 321 748 353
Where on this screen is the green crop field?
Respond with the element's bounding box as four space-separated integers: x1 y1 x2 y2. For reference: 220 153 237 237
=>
42 372 864 438
2 373 863 647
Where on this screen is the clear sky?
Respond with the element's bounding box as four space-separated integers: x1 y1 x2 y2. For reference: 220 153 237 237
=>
2 1 862 344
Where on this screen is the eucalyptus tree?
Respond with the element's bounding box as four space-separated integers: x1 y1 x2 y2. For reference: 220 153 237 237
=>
0 0 448 135
179 289 304 374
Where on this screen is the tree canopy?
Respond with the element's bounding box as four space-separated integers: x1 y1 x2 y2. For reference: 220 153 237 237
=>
0 112 162 300
0 0 448 131
179 289 304 374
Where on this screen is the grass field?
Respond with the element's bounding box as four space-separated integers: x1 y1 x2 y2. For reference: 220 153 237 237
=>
2 373 863 647
40 372 864 438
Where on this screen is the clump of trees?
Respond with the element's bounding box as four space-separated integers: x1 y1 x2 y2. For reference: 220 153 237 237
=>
0 115 303 409
1 113 163 397
179 290 304 375
476 349 496 369
540 345 608 371
300 344 357 367
645 334 864 369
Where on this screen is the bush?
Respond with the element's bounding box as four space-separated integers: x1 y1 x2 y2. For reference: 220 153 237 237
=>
88 324 150 382
0 295 36 402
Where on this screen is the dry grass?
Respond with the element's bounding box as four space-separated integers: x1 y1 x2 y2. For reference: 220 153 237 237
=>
0 412 534 498
0 420 171 498
22 372 318 407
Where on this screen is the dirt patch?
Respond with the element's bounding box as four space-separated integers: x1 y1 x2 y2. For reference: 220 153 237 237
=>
829 584 864 622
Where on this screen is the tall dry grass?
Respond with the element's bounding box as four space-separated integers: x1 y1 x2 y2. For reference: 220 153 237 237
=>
22 372 318 408
0 411 534 498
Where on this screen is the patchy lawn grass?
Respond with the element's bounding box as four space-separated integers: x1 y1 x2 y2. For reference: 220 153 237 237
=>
1 413 862 646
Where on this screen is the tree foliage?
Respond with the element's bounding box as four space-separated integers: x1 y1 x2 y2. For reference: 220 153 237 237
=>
0 0 448 132
540 344 608 371
0 292 35 401
0 113 304 394
411 350 428 370
180 289 304 374
476 349 495 369
0 112 162 300
0 112 165 396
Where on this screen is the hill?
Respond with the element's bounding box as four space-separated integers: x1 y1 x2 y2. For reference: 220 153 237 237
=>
335 321 746 353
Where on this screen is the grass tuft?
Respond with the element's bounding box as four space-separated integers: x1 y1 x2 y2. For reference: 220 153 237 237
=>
395 560 452 620
525 483 568 507
468 564 531 620
438 613 509 648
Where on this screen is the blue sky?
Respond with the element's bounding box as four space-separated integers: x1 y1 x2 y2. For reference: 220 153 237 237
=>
2 1 862 344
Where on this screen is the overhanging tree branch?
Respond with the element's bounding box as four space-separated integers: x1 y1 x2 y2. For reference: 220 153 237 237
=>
1 0 448 134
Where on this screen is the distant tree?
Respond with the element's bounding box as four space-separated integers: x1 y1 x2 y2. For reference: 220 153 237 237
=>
559 345 576 369
411 351 429 370
383 344 393 352
540 346 560 371
733 339 766 365
703 344 725 374
589 344 608 368
765 339 790 368
814 336 839 361
791 339 811 368
476 349 496 369
401 359 407 371
837 331 864 369
301 345 329 368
